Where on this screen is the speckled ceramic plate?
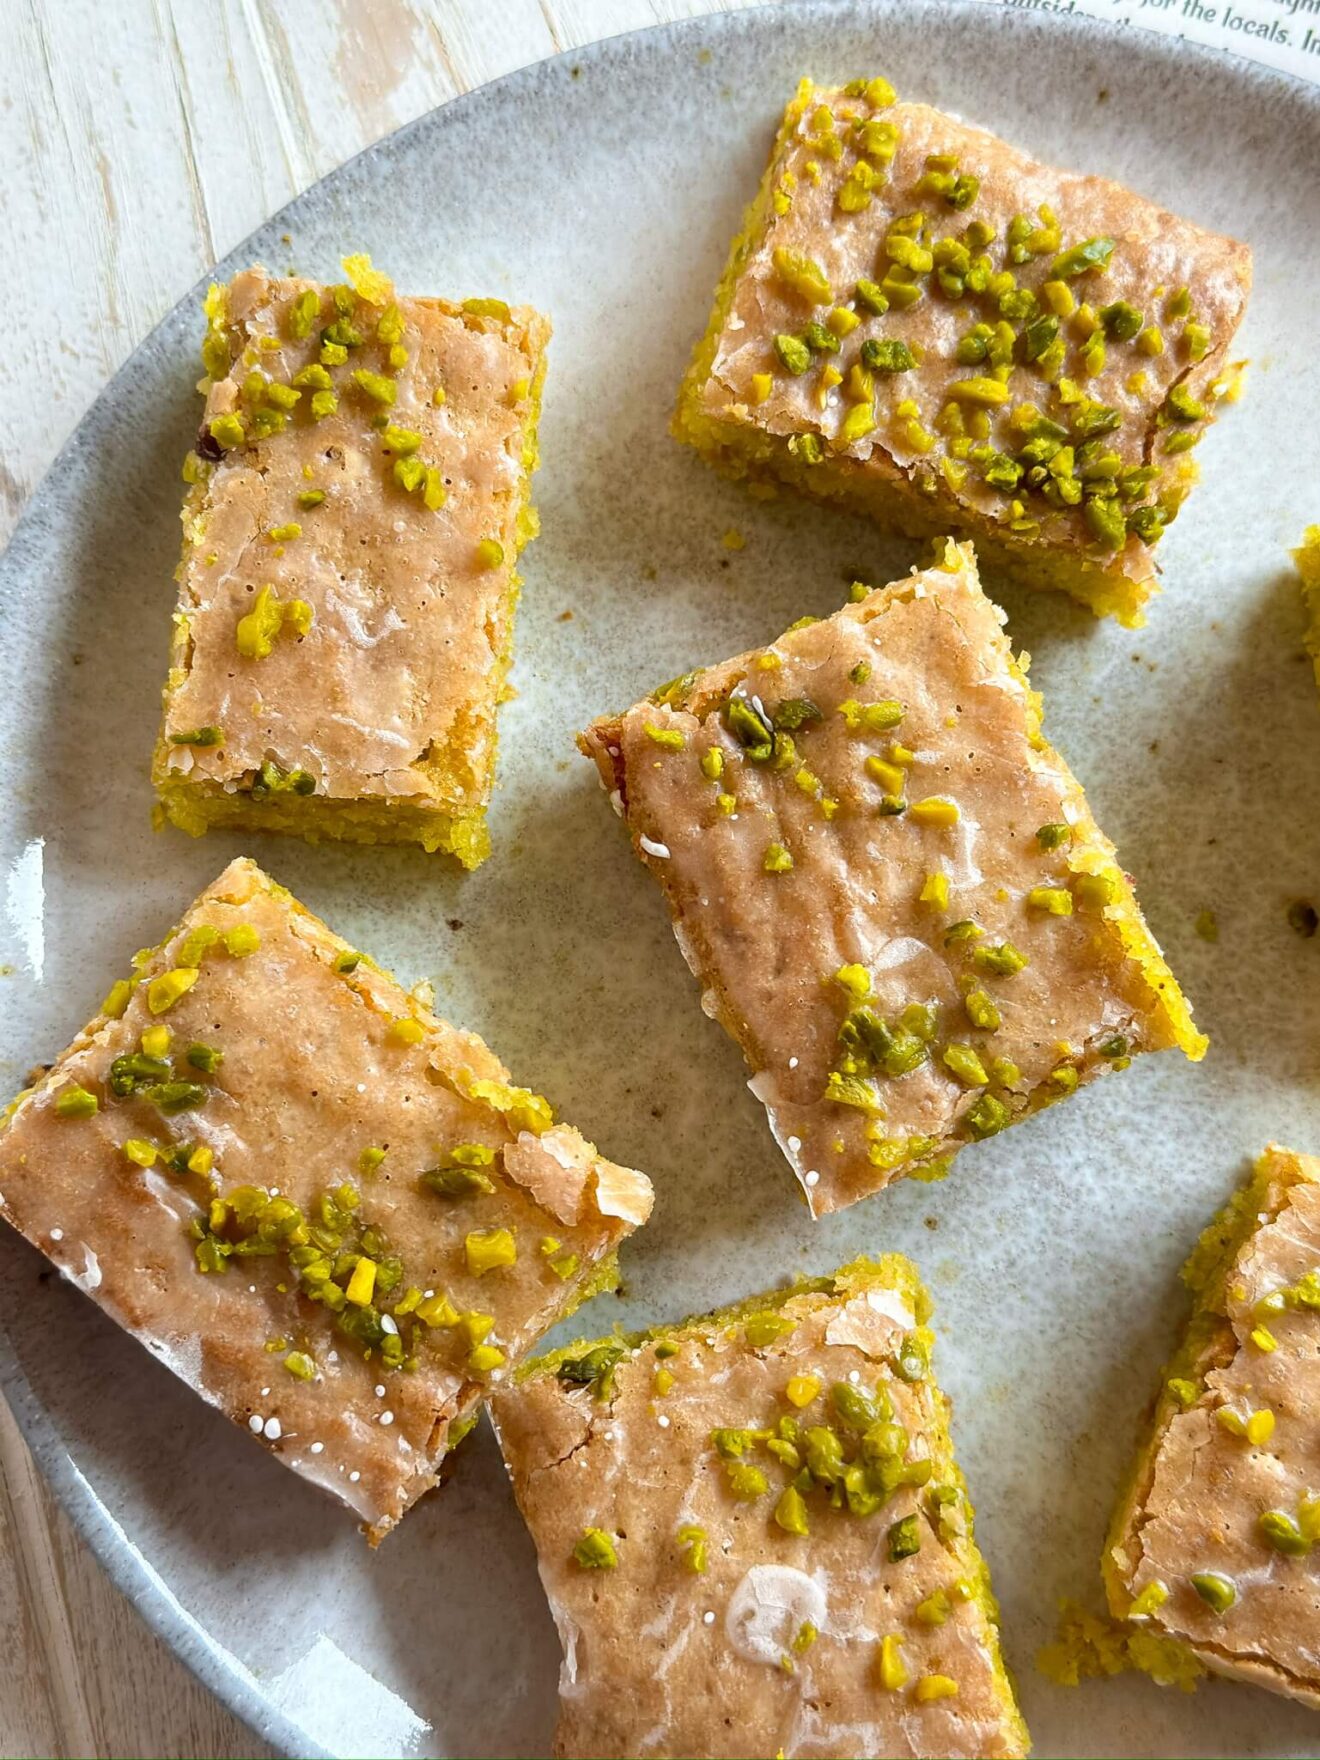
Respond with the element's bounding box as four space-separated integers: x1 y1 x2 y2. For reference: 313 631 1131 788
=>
2 4 1319 1755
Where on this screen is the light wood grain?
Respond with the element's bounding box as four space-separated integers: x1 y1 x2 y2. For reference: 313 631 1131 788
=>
0 1397 266 1760
0 5 769 1752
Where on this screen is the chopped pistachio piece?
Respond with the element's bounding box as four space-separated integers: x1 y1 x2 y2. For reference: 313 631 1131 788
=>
725 1459 770 1499
1127 1579 1170 1618
878 1632 908 1691
1190 1571 1236 1614
745 1311 795 1348
774 333 813 375
1051 236 1115 278
54 1084 98 1119
573 1527 618 1569
774 1483 810 1535
772 247 833 304
908 797 960 827
964 989 1001 1031
147 968 200 1015
965 1093 1011 1140
421 1163 496 1198
465 1228 517 1276
942 1043 989 1087
785 1373 821 1408
351 368 397 407
1027 886 1073 916
972 942 1028 976
677 1524 708 1572
915 1674 959 1703
860 338 916 374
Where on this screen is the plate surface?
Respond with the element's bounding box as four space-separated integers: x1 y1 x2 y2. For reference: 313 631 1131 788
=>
2 4 1319 1755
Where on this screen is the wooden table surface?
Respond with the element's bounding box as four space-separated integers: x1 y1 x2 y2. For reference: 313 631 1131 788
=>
0 5 768 1754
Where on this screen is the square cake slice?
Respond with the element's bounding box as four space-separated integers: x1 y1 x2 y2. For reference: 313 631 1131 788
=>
153 257 550 867
491 1256 1028 1760
0 857 651 1541
581 541 1204 1216
675 77 1251 626
1104 1144 1320 1708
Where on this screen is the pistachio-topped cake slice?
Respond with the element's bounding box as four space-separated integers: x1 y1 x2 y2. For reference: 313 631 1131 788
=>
675 78 1251 625
0 858 651 1541
581 541 1204 1216
491 1256 1028 1759
153 257 549 866
1104 1145 1320 1708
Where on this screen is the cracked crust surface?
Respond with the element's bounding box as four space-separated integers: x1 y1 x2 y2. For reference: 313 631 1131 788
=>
580 542 1202 1215
675 82 1251 624
491 1257 1027 1759
153 267 549 862
1105 1145 1320 1707
0 857 651 1541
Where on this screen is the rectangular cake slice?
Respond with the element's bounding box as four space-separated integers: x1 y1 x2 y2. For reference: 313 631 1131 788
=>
581 540 1204 1216
153 257 550 866
0 857 651 1541
675 77 1251 626
1104 1144 1320 1708
491 1256 1028 1760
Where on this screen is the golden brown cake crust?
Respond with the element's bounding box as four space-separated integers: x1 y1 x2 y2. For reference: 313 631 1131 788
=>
1106 1144 1320 1708
492 1260 1027 1759
0 858 650 1540
581 543 1201 1215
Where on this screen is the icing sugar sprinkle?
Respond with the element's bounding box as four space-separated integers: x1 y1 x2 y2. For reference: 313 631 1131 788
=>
639 835 671 860
349 1470 361 1483
309 1441 324 1455
657 1414 671 1429
248 1414 263 1434
49 1228 63 1242
703 1611 715 1626
805 1171 820 1188
380 1411 395 1427
264 1416 282 1441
